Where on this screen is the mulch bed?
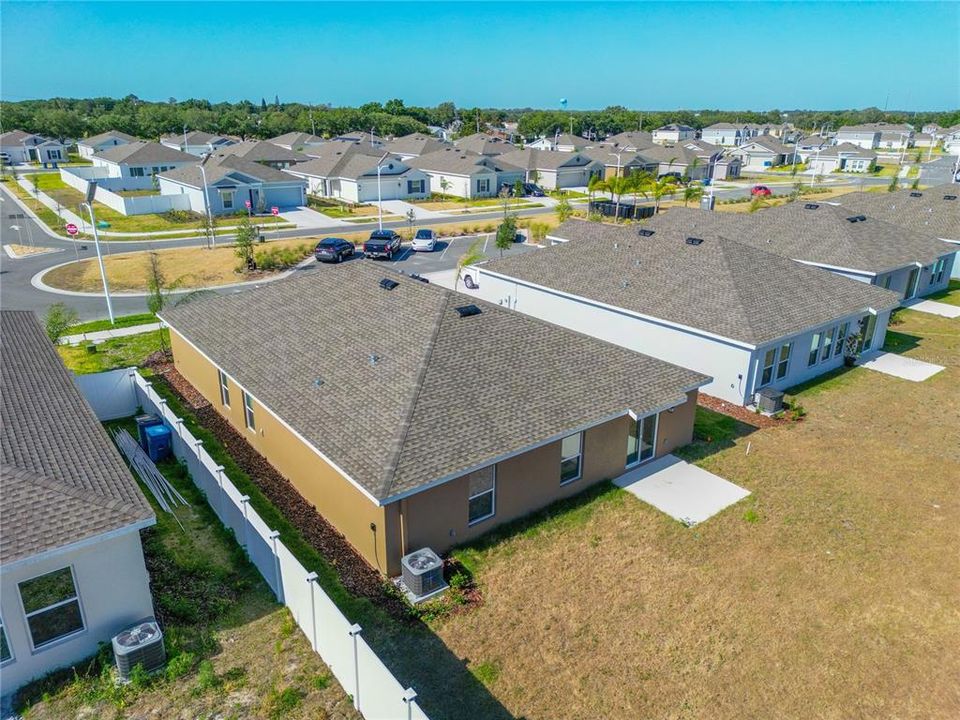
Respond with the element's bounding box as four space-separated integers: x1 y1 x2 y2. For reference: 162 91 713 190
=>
146 357 411 620
698 393 789 429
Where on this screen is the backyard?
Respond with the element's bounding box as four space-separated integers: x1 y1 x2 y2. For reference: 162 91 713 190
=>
51 286 959 720
18 416 357 720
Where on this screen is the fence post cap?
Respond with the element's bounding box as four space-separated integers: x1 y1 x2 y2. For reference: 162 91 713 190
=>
268 530 281 539
158 398 168 404
348 623 362 637
175 418 184 424
402 688 418 703
194 439 204 446
215 464 225 471
305 571 319 582
239 495 251 504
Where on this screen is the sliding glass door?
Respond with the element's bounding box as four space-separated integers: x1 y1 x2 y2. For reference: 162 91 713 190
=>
626 414 658 467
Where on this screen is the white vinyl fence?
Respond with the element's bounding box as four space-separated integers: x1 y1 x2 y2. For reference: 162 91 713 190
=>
76 369 428 720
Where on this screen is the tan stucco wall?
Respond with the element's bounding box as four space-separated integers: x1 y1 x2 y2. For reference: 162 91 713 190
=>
168 329 393 574
399 390 699 558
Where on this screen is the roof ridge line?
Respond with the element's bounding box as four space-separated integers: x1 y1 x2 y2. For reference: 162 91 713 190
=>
376 290 451 498
716 238 765 344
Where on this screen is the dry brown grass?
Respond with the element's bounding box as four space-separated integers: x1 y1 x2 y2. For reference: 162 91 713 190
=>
42 214 561 292
431 305 960 719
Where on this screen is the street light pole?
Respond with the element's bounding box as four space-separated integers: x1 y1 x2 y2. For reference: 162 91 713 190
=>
82 181 115 324
376 151 389 230
197 160 215 248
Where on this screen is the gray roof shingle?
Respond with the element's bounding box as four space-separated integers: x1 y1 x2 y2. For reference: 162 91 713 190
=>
159 263 706 502
831 185 960 241
482 217 900 346
94 141 197 165
1 312 154 564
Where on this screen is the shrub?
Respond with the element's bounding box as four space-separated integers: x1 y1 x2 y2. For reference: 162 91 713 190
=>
44 302 79 342
165 651 197 682
162 209 199 224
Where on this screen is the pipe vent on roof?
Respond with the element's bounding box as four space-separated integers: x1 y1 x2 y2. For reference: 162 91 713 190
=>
944 194 957 201
455 304 482 318
685 237 704 246
638 228 655 237
369 353 381 366
845 215 867 223
379 278 399 290
909 191 923 197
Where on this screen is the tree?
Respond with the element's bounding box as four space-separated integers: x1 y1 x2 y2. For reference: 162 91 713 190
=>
495 215 517 258
145 251 168 314
887 174 900 192
405 207 416 239
29 173 40 196
529 169 540 187
513 179 524 198
555 196 573 223
599 175 632 219
683 183 704 207
587 174 604 203
44 303 79 343
439 176 451 198
627 170 652 213
199 211 217 249
455 237 486 290
646 176 679 214
234 217 257 270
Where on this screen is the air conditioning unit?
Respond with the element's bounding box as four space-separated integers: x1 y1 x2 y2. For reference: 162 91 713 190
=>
401 548 447 601
112 619 166 680
756 387 785 414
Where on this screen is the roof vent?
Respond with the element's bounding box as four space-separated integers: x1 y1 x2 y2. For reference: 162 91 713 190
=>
685 237 704 246
944 194 957 201
804 203 819 209
455 304 482 318
379 278 399 290
909 191 923 197
638 228 655 237
621 280 630 289
313 377 324 388
845 215 867 223
369 353 381 366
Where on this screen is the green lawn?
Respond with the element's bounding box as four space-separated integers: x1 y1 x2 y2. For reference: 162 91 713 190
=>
57 329 170 373
66 312 158 335
928 279 960 306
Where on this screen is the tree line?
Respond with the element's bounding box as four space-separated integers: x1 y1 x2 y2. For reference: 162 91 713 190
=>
2 96 957 143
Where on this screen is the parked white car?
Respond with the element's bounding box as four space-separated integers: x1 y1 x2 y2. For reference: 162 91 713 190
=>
411 228 437 252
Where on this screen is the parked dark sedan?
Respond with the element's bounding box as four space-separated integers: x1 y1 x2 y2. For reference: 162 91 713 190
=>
314 237 355 263
523 183 545 197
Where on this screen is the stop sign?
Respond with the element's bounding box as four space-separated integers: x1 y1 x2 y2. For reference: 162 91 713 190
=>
245 200 252 209
65 223 79 236
271 206 279 216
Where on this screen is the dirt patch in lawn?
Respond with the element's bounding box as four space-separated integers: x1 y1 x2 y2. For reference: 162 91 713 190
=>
698 392 788 428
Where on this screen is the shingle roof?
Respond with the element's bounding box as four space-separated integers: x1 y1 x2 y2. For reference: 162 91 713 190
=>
1 311 154 564
831 185 960 241
282 140 386 179
160 130 234 146
408 148 521 175
483 218 899 346
269 132 325 147
94 141 197 165
160 153 300 187
78 130 138 147
497 148 596 171
217 140 311 164
653 204 950 273
737 136 791 154
454 133 513 155
602 131 655 150
0 129 37 145
817 142 876 159
553 133 586 148
385 133 451 157
159 262 705 502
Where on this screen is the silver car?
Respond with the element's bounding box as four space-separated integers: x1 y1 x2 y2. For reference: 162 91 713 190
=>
411 228 437 252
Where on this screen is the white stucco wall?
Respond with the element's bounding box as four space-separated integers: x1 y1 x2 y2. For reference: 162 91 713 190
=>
0 529 155 695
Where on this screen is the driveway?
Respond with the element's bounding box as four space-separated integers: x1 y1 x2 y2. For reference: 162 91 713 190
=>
379 199 447 221
281 206 352 229
613 454 750 526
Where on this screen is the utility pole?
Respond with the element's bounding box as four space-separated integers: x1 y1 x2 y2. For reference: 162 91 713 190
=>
82 182 115 324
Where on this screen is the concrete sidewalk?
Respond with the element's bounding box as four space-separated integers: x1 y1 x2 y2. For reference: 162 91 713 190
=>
903 299 960 319
856 351 945 382
60 322 163 346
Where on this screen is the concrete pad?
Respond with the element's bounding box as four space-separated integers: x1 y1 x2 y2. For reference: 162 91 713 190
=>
613 454 750 526
281 206 351 228
904 299 960 319
857 351 945 381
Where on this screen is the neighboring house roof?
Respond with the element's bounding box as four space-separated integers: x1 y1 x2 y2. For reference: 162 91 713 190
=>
735 136 791 154
655 124 694 132
454 132 513 155
160 130 235 147
0 129 37 145
635 144 702 167
335 131 383 146
0 311 154 564
816 142 876 159
602 131 655 150
837 123 912 135
159 262 706 502
831 185 960 241
269 132 325 147
159 153 299 187
655 204 948 273
552 133 586 148
484 218 899 347
281 140 385 179
94 141 197 165
581 146 652 167
78 130 139 148
217 140 310 164
703 123 746 131
408 148 521 176
797 135 829 148
497 148 596 171
385 133 452 157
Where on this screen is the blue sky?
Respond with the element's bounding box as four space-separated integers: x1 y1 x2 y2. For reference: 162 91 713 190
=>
2 1 957 109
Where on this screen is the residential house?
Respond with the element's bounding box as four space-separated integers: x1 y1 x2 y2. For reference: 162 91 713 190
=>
284 146 429 203
408 148 524 198
912 133 936 149
689 202 955 300
601 131 655 151
793 135 831 160
700 123 761 147
835 123 913 150
878 132 913 151
91 141 198 183
633 143 712 180
76 130 138 159
943 125 960 154
158 153 307 215
384 132 452 160
158 262 707 575
0 130 67 167
807 143 877 174
496 149 603 189
333 131 384 148
652 124 696 144
159 130 237 157
921 123 942 137
526 133 587 152
681 139 741 180
215 140 310 170
267 132 326 153
0 311 156 696
581 146 659 180
729 136 793 171
832 185 960 279
453 132 513 156
461 217 899 406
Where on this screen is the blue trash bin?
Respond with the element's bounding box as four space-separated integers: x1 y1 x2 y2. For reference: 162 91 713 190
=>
144 424 172 462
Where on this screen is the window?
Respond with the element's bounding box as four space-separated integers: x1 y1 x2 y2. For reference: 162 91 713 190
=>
759 347 777 387
808 332 823 366
467 466 496 525
130 167 145 177
218 369 230 407
776 342 792 379
18 567 84 649
883 275 892 289
243 391 255 430
406 179 425 194
49 149 62 160
626 415 657 466
833 323 847 356
860 314 877 351
932 258 946 284
476 178 490 194
221 190 235 209
560 432 582 484
0 615 11 664
821 326 836 361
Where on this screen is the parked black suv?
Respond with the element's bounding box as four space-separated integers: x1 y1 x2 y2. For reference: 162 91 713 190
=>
314 237 355 263
363 229 403 259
